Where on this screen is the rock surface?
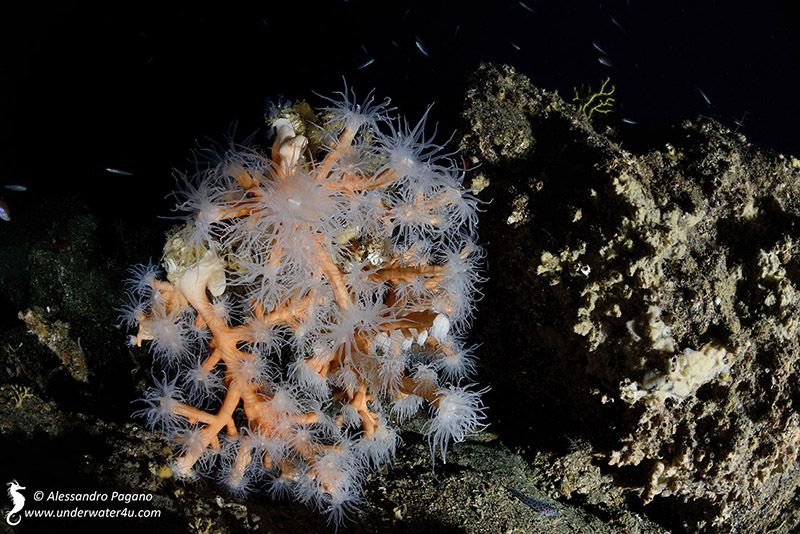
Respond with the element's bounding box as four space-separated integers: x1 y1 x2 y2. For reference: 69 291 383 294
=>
463 63 800 533
2 63 799 533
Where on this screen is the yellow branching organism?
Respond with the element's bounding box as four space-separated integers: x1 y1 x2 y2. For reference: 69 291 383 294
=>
10 384 33 408
573 77 615 118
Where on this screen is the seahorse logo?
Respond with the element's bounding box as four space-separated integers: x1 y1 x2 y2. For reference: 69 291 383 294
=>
5 479 26 526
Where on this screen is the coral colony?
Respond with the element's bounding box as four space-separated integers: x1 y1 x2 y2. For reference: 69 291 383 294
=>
122 89 486 525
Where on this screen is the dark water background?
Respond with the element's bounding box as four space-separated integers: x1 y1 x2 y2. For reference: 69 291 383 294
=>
0 1 796 222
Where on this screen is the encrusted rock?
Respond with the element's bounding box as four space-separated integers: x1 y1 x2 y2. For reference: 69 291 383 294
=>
464 63 800 533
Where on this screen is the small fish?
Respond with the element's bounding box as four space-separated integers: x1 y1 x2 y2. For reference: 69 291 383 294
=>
506 486 559 517
0 199 10 221
733 111 749 132
611 16 625 32
105 167 134 176
4 184 27 191
519 1 536 13
598 56 614 67
508 40 521 51
592 42 608 56
357 58 375 70
698 88 712 106
622 118 639 125
415 38 429 57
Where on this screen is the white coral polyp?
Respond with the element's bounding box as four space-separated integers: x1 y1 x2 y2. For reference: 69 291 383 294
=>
125 87 486 526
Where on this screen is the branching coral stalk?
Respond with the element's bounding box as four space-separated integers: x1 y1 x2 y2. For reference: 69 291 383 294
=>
125 89 486 525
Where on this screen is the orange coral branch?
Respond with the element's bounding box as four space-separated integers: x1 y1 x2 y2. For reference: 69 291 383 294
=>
315 126 357 182
314 239 351 311
349 382 379 436
371 264 445 282
323 167 398 192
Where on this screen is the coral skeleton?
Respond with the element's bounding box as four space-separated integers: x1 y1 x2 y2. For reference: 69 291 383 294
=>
124 88 486 525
